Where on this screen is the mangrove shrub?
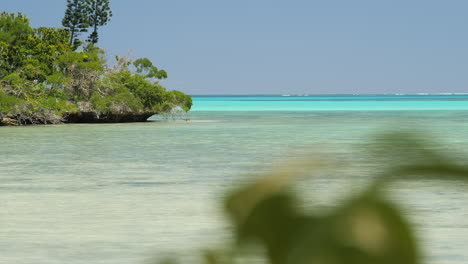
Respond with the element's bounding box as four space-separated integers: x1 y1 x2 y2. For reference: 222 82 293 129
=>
0 12 191 125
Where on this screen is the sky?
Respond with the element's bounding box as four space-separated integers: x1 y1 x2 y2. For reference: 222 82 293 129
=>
3 0 468 95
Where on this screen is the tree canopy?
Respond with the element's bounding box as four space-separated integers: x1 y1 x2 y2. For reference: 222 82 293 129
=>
0 12 191 125
87 0 112 44
62 0 112 46
62 0 90 47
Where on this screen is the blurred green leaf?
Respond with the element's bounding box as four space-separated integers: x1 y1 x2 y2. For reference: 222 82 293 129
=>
370 132 468 183
154 132 468 264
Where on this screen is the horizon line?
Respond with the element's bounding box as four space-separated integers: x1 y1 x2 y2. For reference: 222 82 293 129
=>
189 93 468 96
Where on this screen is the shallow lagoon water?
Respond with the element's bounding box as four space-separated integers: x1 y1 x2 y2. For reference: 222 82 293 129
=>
1 95 468 263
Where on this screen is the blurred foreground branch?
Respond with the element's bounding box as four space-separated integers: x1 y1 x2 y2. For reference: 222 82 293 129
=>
156 132 468 264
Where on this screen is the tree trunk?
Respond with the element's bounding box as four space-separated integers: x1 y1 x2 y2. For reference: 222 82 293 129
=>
69 27 75 46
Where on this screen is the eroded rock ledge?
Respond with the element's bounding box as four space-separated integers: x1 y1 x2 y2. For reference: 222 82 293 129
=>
0 117 20 126
0 111 156 126
64 111 155 123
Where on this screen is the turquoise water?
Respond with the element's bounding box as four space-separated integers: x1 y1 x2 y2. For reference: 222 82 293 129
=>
1 95 468 264
191 95 468 111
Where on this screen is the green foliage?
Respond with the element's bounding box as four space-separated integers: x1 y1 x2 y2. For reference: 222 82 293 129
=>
33 27 72 77
0 41 9 78
45 72 69 98
100 56 190 113
164 90 193 111
53 44 105 101
107 70 165 109
0 12 191 124
0 12 35 78
133 58 168 80
1 72 36 98
0 89 19 113
55 44 105 73
87 0 112 44
226 186 419 264
0 12 33 46
0 12 72 82
3 72 25 87
132 76 166 109
62 0 90 47
90 87 143 113
38 96 78 113
61 0 112 46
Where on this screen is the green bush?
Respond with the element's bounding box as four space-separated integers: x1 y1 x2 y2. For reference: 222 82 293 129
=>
0 12 191 124
0 89 19 113
164 90 193 111
91 90 143 113
39 96 78 114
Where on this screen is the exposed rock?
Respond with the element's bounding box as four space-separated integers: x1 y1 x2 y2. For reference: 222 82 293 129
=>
63 111 155 123
9 111 63 125
0 110 156 126
0 117 20 126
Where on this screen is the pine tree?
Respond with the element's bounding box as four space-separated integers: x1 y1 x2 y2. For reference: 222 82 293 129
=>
62 0 90 47
87 0 112 44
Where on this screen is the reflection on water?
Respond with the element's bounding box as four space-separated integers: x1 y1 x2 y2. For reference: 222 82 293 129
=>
1 110 468 263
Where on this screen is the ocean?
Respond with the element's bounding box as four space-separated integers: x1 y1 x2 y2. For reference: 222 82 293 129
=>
1 95 468 264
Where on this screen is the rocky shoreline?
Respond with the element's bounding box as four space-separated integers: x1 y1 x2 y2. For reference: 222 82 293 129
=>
0 111 156 126
64 111 155 123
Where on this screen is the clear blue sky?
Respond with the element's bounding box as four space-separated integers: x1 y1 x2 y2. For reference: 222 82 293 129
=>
3 0 468 95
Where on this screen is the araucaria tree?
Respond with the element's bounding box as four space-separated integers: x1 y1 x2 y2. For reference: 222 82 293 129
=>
62 0 89 47
87 0 112 44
